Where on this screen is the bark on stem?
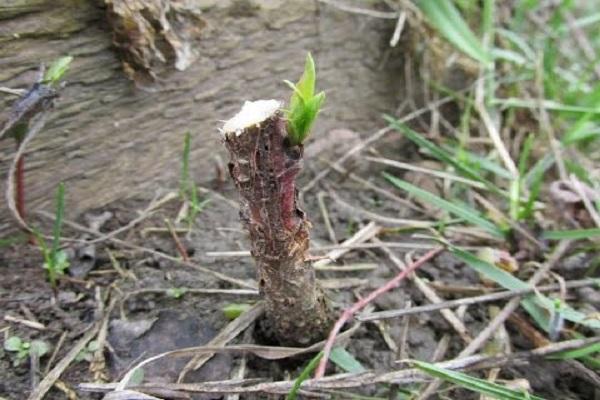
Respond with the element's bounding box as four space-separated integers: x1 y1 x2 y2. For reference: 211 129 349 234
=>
223 109 332 345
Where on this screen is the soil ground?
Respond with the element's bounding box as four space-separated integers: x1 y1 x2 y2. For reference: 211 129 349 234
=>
1 141 597 399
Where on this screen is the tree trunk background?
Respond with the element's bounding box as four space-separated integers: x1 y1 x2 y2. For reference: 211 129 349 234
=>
0 0 403 235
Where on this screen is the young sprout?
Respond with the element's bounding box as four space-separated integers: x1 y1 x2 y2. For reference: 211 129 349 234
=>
34 182 69 287
4 336 50 367
43 56 74 86
284 53 326 146
180 132 210 228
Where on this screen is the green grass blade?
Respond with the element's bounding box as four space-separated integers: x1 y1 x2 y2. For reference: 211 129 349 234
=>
492 98 600 114
286 352 323 400
523 153 554 186
50 183 65 265
549 341 600 360
385 116 503 192
496 28 535 61
413 360 546 400
329 347 366 373
450 146 513 180
384 173 505 238
181 132 191 198
543 228 600 240
416 0 491 65
452 246 600 331
518 134 534 176
450 246 549 330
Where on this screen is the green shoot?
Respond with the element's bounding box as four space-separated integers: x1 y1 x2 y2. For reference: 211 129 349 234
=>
512 133 534 221
4 336 50 367
180 132 210 227
34 183 69 287
43 56 73 86
413 360 545 400
286 352 323 400
284 53 325 146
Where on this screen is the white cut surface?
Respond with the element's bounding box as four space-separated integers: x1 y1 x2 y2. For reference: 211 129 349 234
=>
222 99 281 135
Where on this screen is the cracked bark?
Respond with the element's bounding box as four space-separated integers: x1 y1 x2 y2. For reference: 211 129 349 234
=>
223 111 332 346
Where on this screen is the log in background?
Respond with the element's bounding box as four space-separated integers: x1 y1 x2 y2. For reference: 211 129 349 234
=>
0 0 404 234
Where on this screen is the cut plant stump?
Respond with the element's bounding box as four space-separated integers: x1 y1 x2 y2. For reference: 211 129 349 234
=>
223 100 333 346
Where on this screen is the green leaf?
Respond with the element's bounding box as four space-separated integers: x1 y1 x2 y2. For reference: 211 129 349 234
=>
416 0 491 65
50 183 66 268
29 340 50 357
383 173 505 238
54 250 70 273
413 360 546 400
329 347 366 373
4 336 23 352
543 228 600 240
43 56 73 85
222 303 252 320
87 340 101 352
285 53 325 145
286 352 323 400
129 367 145 385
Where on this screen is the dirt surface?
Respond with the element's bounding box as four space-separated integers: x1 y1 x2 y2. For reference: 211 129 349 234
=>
0 0 403 234
1 146 597 399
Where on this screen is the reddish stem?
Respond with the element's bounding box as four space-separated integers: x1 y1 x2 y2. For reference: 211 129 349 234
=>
314 247 444 378
15 151 26 221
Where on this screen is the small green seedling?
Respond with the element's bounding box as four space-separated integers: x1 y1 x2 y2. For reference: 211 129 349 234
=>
166 287 187 299
222 303 252 320
43 56 73 86
180 132 210 227
4 336 50 366
34 182 69 287
286 352 323 400
284 53 326 146
75 340 100 362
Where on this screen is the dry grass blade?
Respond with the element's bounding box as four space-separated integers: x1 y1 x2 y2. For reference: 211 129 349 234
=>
80 337 599 396
115 323 361 390
359 278 598 321
178 302 264 382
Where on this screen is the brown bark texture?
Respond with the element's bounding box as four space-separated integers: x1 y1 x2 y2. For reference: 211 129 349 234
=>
224 112 332 345
0 0 403 235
